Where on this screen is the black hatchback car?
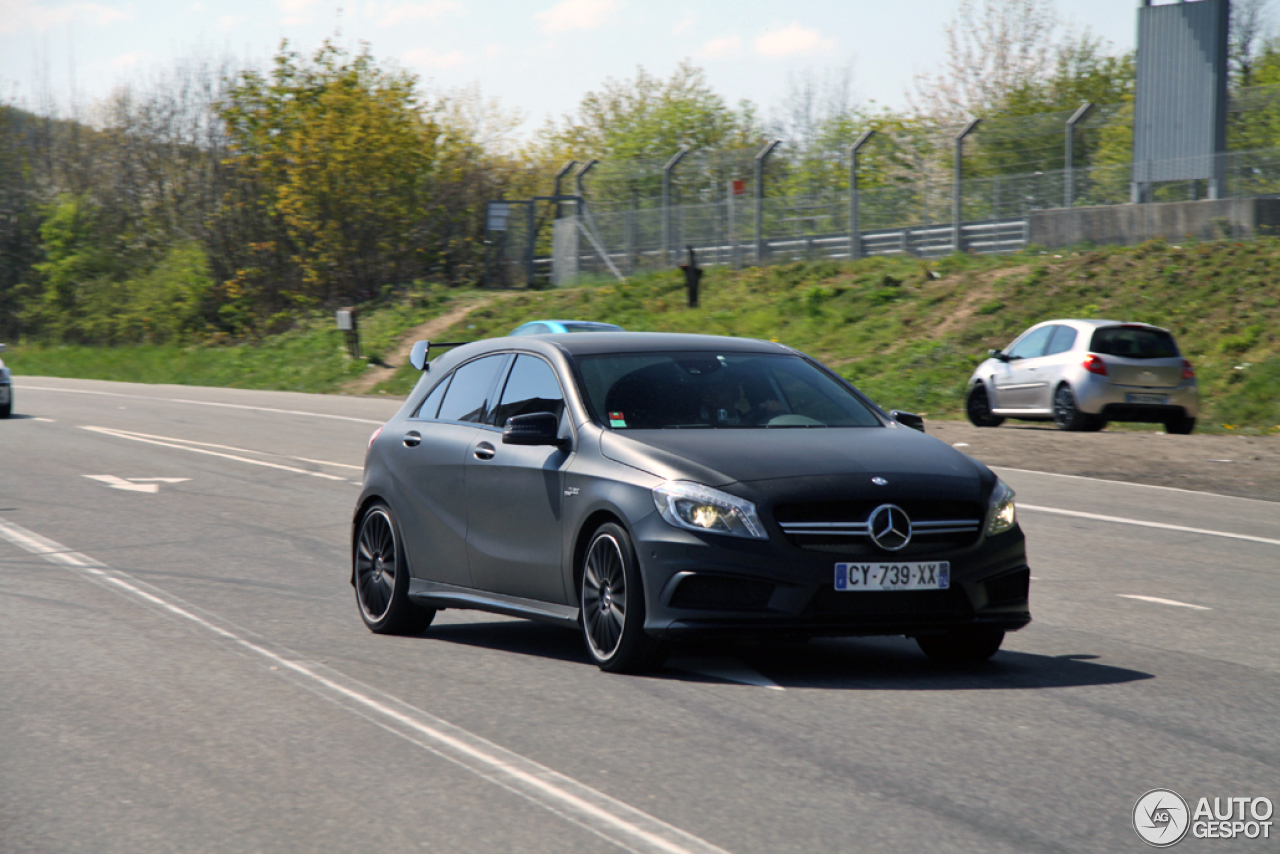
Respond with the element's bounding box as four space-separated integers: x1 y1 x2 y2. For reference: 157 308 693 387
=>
352 333 1029 672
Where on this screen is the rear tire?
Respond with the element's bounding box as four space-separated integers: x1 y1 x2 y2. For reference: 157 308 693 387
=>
1052 384 1101 431
965 384 1004 427
579 523 664 673
1165 414 1196 435
916 628 1005 664
354 503 436 635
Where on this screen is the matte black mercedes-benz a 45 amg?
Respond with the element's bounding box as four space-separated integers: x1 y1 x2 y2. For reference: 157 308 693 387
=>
352 332 1030 672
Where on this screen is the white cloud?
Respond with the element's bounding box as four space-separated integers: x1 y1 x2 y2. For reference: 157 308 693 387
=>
402 47 471 69
0 0 129 34
672 13 693 36
378 0 459 27
111 50 154 69
485 43 501 60
535 0 619 34
754 23 834 57
277 0 320 25
696 34 740 59
218 14 244 29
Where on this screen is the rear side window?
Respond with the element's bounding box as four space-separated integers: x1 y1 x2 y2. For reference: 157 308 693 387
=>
436 355 508 423
490 355 565 426
1006 326 1055 359
1045 325 1078 356
413 375 452 420
1090 327 1179 359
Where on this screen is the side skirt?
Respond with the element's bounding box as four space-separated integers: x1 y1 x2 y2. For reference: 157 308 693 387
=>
408 579 580 628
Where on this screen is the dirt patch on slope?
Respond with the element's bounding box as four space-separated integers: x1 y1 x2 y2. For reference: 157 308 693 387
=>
927 265 1031 341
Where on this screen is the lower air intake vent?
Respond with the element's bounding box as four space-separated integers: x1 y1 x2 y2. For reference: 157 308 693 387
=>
668 575 774 611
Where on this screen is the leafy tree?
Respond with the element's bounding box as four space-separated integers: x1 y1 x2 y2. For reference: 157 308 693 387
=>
219 41 439 309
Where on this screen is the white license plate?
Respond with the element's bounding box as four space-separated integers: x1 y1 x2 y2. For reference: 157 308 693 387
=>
834 562 950 591
1126 392 1168 405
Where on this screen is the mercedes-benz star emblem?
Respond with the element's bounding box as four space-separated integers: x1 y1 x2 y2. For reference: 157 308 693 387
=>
868 504 912 551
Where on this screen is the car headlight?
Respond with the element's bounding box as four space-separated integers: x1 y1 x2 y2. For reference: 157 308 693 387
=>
986 479 1017 537
652 481 767 540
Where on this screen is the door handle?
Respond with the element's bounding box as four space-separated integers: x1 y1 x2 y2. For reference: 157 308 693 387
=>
474 442 496 461
403 431 421 448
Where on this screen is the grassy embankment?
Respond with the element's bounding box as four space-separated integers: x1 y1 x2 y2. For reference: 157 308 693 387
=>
8 238 1280 431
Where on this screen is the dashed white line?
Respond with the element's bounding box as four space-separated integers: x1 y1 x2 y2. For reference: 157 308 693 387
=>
21 384 385 425
1117 594 1212 611
1018 504 1280 548
81 426 351 481
0 516 730 854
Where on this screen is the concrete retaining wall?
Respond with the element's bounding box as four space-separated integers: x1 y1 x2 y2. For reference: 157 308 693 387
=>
1028 197 1280 248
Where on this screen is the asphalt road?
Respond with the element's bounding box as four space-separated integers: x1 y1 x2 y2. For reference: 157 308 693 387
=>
2 377 1277 854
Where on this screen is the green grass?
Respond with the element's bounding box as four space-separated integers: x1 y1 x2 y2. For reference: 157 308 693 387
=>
7 240 1280 432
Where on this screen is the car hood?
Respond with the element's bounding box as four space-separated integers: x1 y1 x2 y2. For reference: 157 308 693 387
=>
599 426 992 502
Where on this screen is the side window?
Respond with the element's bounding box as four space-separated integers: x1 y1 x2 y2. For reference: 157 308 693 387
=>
491 355 565 426
1045 325 1078 356
413 375 452 420
436 355 507 424
1006 326 1055 360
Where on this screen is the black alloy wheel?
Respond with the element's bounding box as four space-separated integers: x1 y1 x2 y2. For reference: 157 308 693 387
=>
1052 384 1100 432
354 503 435 635
1165 414 1196 435
965 384 1004 428
916 627 1005 663
580 523 664 673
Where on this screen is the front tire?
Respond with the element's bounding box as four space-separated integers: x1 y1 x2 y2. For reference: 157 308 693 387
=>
354 503 436 635
580 523 664 673
916 627 1005 664
965 384 1004 427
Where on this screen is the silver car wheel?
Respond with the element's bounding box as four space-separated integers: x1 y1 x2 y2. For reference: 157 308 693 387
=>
582 533 627 661
355 507 398 623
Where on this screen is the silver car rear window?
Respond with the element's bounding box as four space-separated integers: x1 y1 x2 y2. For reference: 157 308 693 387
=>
1089 327 1179 359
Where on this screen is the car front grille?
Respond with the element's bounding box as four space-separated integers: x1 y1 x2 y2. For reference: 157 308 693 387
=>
774 500 983 556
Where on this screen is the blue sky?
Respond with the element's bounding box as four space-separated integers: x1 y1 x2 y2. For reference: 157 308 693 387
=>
1 0 1149 131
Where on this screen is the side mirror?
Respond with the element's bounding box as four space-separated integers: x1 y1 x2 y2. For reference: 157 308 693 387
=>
889 410 925 433
988 348 1009 363
409 340 429 371
503 412 567 448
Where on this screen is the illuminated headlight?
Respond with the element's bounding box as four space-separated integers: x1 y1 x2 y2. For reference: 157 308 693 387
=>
986 479 1017 536
652 481 767 540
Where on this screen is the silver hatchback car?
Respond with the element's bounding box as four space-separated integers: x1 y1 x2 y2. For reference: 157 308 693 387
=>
965 320 1198 433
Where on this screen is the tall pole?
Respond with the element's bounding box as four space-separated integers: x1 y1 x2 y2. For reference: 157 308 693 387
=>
553 160 576 219
1065 102 1093 208
953 118 981 253
662 148 687 266
754 139 781 265
848 130 875 261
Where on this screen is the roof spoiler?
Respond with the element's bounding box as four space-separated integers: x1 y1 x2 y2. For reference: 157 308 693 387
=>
408 340 467 372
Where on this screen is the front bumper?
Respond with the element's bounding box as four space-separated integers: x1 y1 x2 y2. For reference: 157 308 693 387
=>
632 514 1030 640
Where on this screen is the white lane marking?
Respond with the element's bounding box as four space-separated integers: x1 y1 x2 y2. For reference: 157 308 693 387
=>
665 657 785 691
81 426 349 482
129 477 191 483
1019 504 1280 548
84 475 160 493
951 442 970 447
81 426 363 470
21 384 385 425
0 517 730 854
33 417 55 422
994 466 1276 506
1117 594 1212 611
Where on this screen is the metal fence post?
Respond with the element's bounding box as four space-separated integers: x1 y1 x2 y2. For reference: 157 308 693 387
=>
953 119 981 253
848 130 875 260
553 161 576 220
1065 102 1093 208
755 140 781 264
662 148 687 266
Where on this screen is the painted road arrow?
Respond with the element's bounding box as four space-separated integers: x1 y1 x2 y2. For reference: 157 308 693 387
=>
83 475 190 493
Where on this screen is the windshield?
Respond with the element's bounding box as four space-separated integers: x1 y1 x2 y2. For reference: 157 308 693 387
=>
575 352 882 429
